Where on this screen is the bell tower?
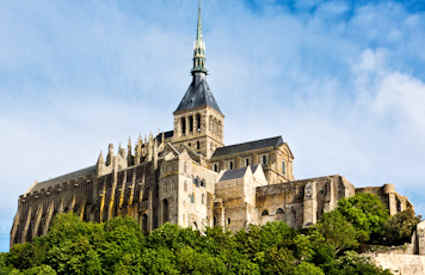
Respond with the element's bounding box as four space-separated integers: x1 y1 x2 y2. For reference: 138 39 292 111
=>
172 0 224 159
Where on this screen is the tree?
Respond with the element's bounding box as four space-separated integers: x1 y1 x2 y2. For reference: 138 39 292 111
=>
381 208 421 245
293 262 324 275
336 193 389 242
317 211 359 254
325 251 392 275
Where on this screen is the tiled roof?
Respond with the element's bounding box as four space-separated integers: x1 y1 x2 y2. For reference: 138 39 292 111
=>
212 136 284 158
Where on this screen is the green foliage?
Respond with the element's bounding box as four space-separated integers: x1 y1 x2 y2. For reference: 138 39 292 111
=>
3 195 403 275
381 208 421 245
325 251 392 275
336 193 389 242
318 211 359 253
293 262 325 275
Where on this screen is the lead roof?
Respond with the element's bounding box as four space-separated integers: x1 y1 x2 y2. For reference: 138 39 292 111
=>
212 136 284 158
174 74 223 115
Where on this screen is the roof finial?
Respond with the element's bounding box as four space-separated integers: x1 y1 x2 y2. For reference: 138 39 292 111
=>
196 0 203 42
192 0 207 75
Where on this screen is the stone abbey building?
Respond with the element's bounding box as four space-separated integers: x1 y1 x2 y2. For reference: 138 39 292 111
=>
10 4 412 248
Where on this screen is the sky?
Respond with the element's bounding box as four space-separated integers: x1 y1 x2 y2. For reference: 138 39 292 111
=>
1 0 425 252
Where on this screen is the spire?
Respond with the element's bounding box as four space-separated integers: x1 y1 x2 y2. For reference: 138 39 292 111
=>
192 0 207 75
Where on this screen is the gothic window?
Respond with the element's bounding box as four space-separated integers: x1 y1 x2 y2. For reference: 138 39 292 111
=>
213 163 218 172
261 210 269 216
245 158 250 167
189 116 194 132
196 114 201 132
229 160 234 170
282 160 286 175
196 141 200 150
181 117 186 136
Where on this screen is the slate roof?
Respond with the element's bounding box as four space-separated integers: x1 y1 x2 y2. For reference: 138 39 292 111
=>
212 136 284 158
28 165 97 193
155 130 174 143
219 167 249 181
174 74 222 115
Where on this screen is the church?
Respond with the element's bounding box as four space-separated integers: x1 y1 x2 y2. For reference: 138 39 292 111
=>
10 3 412 248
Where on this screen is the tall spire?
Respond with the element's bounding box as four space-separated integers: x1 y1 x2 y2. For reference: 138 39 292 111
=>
192 0 207 75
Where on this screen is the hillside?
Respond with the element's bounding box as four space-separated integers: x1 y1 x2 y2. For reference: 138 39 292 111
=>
1 193 420 275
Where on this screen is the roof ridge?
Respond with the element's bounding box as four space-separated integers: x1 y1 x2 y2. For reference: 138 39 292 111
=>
219 136 283 149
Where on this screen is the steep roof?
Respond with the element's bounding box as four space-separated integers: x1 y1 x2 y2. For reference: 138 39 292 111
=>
212 136 284 158
174 74 222 115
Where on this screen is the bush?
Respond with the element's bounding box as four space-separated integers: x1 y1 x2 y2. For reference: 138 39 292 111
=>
3 205 395 275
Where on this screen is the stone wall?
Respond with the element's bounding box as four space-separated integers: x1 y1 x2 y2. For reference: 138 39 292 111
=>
356 184 413 216
255 175 355 228
371 254 425 275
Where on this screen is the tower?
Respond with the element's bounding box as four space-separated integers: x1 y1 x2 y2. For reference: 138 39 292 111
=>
172 0 224 158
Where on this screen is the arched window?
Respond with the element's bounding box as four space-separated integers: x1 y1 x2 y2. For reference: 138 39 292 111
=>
213 216 217 226
229 161 234 170
196 141 200 150
142 214 149 233
189 116 194 132
282 160 286 175
181 117 186 136
261 210 269 216
227 218 231 225
162 199 169 223
262 155 268 165
196 114 201 132
245 158 250 167
276 208 284 215
213 163 218 172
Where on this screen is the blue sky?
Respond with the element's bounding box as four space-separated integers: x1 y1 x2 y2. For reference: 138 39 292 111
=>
1 0 425 252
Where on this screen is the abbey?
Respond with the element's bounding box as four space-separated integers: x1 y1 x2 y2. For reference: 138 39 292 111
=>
10 4 412 248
